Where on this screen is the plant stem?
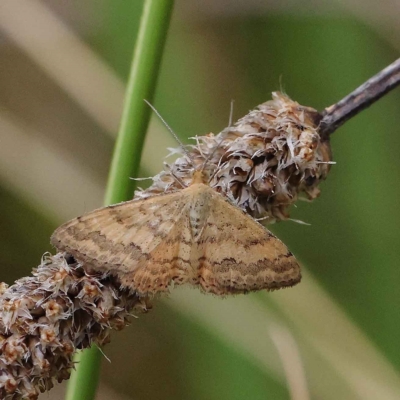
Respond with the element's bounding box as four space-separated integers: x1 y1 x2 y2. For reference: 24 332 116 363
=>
105 0 175 205
319 57 400 138
64 1 174 399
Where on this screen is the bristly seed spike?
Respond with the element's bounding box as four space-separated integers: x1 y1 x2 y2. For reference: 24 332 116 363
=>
228 99 235 127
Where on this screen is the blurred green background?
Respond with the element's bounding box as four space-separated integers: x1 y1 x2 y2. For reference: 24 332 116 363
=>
0 1 399 399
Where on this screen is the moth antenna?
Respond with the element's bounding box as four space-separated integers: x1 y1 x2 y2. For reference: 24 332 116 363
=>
144 100 196 167
170 170 187 189
165 163 187 188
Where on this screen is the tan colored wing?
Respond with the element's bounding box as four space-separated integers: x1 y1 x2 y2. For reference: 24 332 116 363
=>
51 191 197 295
195 189 301 295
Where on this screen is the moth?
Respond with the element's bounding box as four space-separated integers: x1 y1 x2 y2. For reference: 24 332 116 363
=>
51 168 301 297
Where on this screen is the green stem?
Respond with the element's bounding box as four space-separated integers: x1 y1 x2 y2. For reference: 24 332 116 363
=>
105 0 175 205
65 1 174 399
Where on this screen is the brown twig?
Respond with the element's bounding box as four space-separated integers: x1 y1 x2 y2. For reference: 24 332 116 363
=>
319 58 400 138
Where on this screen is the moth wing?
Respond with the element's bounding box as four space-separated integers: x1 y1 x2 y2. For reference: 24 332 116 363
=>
51 191 196 295
197 190 301 295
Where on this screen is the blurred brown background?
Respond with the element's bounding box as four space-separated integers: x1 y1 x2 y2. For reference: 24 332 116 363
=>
0 1 399 399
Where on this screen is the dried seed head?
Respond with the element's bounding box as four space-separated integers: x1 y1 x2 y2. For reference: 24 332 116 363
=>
137 92 332 222
0 253 147 399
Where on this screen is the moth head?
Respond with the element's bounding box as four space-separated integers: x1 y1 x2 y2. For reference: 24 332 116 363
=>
190 169 208 185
